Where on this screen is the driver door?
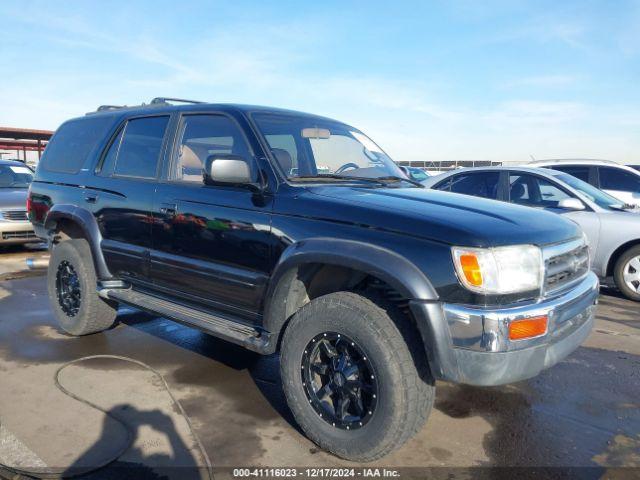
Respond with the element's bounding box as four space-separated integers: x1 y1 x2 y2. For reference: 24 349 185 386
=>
150 113 275 320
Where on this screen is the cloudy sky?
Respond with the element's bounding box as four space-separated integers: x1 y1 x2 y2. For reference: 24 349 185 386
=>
1 0 639 163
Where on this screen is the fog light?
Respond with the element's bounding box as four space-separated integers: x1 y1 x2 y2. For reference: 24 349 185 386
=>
508 316 548 341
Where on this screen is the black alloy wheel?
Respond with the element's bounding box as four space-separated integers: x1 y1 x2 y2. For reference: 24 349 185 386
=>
56 260 82 317
301 332 378 430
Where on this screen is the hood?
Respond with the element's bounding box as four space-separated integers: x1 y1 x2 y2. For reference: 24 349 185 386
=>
305 186 581 248
0 188 28 210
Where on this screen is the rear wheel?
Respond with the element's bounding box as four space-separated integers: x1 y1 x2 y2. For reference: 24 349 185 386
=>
613 245 640 301
47 239 118 335
280 291 434 461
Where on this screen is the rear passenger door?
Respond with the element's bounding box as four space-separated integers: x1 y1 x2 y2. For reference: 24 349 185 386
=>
150 113 274 321
89 114 171 283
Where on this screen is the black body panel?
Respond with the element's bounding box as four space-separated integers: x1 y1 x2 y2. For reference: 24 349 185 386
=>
30 101 583 354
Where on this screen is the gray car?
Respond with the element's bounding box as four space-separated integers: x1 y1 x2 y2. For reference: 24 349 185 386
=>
423 166 640 301
0 159 37 246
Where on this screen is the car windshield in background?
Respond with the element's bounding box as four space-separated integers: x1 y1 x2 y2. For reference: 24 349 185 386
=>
557 173 626 210
253 113 409 185
0 164 33 188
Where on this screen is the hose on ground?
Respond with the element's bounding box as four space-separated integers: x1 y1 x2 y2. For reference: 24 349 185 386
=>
1 355 214 480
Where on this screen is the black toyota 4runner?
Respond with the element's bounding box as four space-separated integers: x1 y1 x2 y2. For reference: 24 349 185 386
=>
29 98 599 461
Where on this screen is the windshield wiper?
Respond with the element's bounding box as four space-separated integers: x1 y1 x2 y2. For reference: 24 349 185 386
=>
290 174 423 188
290 175 387 185
375 176 425 188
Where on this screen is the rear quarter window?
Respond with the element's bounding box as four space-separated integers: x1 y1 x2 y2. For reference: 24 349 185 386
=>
39 116 113 174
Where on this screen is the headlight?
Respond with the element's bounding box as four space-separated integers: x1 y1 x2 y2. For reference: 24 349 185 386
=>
452 245 543 294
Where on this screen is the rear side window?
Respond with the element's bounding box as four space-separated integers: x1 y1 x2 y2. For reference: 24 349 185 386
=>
40 116 112 173
436 172 500 199
598 167 640 192
551 165 589 183
103 116 169 178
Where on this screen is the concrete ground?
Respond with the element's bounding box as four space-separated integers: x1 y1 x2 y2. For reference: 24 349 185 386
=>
0 246 638 479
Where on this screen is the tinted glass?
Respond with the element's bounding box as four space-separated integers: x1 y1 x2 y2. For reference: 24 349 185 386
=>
0 164 33 188
509 173 571 208
557 173 623 210
114 116 169 178
443 172 500 199
98 127 124 176
599 167 640 192
552 165 589 183
40 116 112 173
174 115 251 183
254 113 405 180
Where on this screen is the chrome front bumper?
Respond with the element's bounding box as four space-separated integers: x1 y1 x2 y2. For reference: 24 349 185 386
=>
410 272 599 386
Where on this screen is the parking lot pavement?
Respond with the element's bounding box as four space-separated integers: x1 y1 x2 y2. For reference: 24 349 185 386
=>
0 244 48 280
0 256 638 478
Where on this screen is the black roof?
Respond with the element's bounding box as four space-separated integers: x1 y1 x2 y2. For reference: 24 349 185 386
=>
82 99 343 125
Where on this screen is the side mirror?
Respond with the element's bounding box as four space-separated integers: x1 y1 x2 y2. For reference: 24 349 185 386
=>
558 197 586 211
205 154 260 190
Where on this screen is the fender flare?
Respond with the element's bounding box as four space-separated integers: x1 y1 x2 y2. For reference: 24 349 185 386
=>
262 238 438 345
44 205 113 280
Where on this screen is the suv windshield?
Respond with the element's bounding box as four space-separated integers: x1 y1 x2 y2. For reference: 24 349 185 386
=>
557 173 626 210
0 164 33 188
253 113 407 184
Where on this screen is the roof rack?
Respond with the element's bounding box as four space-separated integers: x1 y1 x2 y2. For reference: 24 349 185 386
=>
89 97 205 115
96 105 128 111
150 97 203 105
529 158 618 165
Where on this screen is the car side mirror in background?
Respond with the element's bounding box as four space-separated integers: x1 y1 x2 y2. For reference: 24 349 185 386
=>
558 198 586 211
205 154 261 190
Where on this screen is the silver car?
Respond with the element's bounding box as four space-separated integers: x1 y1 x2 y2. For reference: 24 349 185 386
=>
0 160 37 246
423 166 640 301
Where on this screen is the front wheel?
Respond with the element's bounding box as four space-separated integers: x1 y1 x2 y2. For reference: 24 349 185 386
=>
280 292 434 461
613 245 640 301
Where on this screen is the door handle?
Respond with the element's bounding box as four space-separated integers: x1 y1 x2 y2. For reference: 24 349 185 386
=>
160 203 178 216
84 193 98 203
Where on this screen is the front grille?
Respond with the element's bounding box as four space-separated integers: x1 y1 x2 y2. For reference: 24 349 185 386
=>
543 242 590 295
2 210 28 221
2 231 36 240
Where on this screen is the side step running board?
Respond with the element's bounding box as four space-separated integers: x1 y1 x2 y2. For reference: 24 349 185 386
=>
99 287 273 353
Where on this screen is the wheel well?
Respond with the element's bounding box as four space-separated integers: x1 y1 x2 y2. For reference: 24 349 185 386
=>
268 263 420 350
606 240 640 276
53 219 86 243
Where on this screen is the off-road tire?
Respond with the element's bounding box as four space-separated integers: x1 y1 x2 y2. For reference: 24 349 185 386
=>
48 239 118 335
280 291 434 461
613 245 640 301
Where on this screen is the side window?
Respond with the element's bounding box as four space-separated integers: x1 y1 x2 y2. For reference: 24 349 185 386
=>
98 127 124 176
509 174 571 208
599 167 640 192
40 116 112 173
433 178 452 191
112 116 169 178
173 115 251 183
553 166 589 183
265 134 298 175
446 172 500 199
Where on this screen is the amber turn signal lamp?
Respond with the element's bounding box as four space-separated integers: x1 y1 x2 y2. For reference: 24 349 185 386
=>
459 253 483 287
509 316 548 341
